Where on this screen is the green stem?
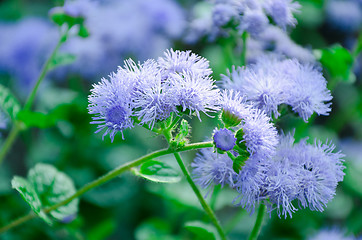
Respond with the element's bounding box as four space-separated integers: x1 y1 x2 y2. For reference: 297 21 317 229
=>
0 122 21 165
173 152 227 240
0 141 213 234
0 29 68 166
248 204 266 240
241 32 248 66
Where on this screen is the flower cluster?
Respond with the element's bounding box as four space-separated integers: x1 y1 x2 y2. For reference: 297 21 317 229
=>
193 132 345 218
186 0 300 42
88 49 219 141
222 56 332 121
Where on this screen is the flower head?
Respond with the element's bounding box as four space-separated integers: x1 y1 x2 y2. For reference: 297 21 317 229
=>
213 128 237 151
192 148 237 192
220 89 251 127
167 71 220 119
88 61 137 142
240 9 269 36
158 49 212 80
264 0 300 29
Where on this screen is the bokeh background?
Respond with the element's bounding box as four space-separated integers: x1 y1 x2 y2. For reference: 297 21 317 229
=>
0 0 361 239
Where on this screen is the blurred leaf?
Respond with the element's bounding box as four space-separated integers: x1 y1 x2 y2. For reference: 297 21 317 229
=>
133 160 181 183
78 24 90 38
48 53 76 71
49 7 84 28
11 164 79 224
315 45 355 83
185 221 218 240
0 84 21 121
17 110 55 128
232 155 246 173
11 176 52 225
135 218 178 240
87 218 116 240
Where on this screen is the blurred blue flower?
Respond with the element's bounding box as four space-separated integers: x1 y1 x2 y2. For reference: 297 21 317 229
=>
308 228 356 240
213 128 237 151
263 0 300 29
239 9 269 37
326 0 362 33
0 18 57 96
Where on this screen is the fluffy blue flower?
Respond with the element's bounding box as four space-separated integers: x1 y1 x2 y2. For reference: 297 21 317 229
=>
222 56 332 122
158 49 213 80
283 60 332 122
238 108 279 157
263 0 300 29
233 156 266 213
265 133 345 217
167 71 220 119
213 128 237 151
192 148 237 192
132 60 175 128
212 4 238 26
222 58 288 118
220 89 252 127
88 60 137 142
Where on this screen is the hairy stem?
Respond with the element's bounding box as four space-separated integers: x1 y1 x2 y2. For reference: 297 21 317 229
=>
0 141 213 234
173 152 227 240
0 29 68 166
248 204 266 240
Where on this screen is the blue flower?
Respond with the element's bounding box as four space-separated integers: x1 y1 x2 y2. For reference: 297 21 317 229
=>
263 0 300 30
220 89 252 127
132 59 175 128
192 148 236 192
240 9 269 36
222 59 288 118
167 71 220 119
213 128 237 151
88 60 137 142
308 228 356 240
238 108 279 157
212 4 238 27
158 49 212 80
326 0 362 33
283 60 332 122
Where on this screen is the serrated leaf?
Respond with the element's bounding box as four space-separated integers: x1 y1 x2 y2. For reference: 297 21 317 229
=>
133 160 181 183
11 176 52 225
185 221 218 240
0 84 21 121
232 155 247 173
11 164 79 224
48 53 76 71
317 45 354 82
17 110 56 128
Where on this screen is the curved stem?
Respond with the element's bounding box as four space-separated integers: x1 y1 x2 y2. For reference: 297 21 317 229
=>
0 29 68 166
248 204 266 240
0 141 213 234
173 152 227 240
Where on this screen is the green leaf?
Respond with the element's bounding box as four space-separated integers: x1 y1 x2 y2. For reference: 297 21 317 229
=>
49 7 84 28
11 176 52 225
232 155 246 173
48 53 76 71
78 24 90 38
11 164 79 224
133 160 181 183
185 221 218 240
0 84 21 121
316 45 354 82
174 119 190 147
17 110 56 128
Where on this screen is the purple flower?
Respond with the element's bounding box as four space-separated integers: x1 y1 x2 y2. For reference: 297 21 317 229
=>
166 71 220 119
158 49 212 80
240 9 269 36
263 0 300 29
192 148 237 192
308 228 356 240
88 60 137 142
213 128 237 151
212 4 238 26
